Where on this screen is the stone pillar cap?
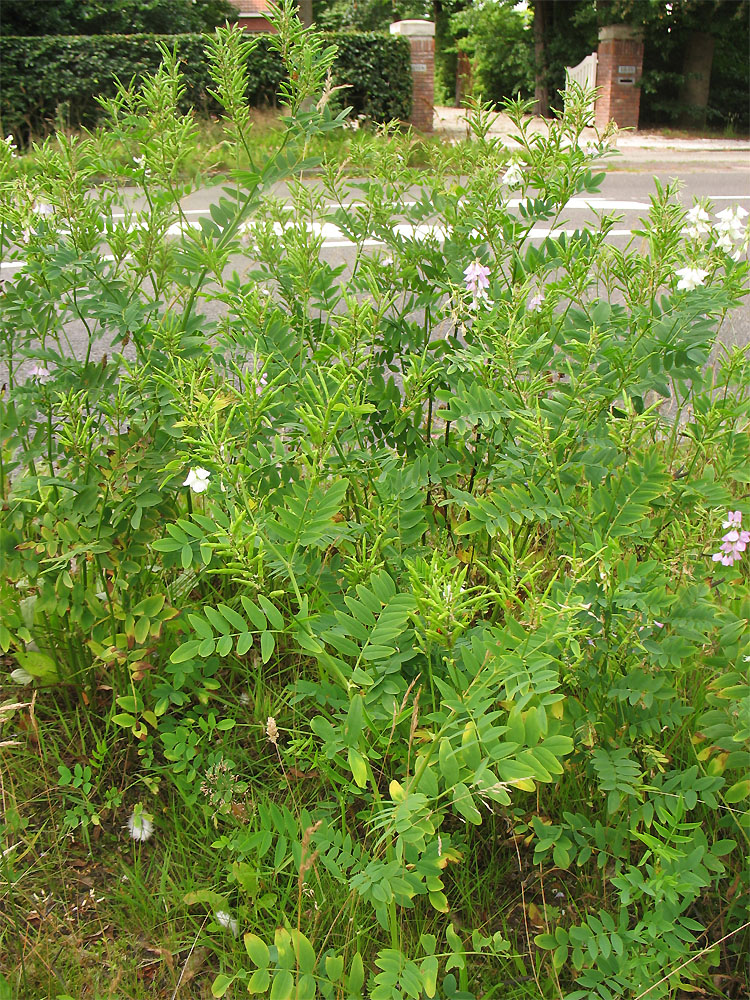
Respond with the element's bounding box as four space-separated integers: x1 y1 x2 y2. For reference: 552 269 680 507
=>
390 20 435 37
598 23 644 42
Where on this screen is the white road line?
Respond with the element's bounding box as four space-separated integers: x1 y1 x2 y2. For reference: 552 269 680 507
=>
1 223 643 272
110 196 651 219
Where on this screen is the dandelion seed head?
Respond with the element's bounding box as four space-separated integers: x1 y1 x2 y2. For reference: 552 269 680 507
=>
214 910 239 936
126 809 154 843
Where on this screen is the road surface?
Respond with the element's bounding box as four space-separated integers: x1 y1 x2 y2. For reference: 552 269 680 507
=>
2 157 749 368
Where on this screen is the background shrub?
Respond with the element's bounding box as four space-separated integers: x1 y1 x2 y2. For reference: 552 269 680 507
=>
0 30 412 140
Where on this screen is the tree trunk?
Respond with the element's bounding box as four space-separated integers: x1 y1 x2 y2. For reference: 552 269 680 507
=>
678 30 714 128
298 0 313 27
533 0 549 118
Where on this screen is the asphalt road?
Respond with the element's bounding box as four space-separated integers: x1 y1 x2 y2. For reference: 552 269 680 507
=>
4 156 749 368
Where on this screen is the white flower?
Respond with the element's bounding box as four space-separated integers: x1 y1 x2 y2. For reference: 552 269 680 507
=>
126 809 154 843
715 206 748 244
215 910 239 936
442 582 465 603
3 134 17 157
686 205 710 226
32 201 54 217
503 160 524 189
582 141 601 157
183 467 211 493
684 204 711 239
527 292 544 312
715 205 748 224
133 154 152 178
675 266 708 291
715 230 735 253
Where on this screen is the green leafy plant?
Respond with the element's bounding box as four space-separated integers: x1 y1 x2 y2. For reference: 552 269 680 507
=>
1 5 749 998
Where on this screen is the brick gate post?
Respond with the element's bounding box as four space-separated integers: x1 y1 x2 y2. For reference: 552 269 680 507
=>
390 20 435 133
595 25 644 131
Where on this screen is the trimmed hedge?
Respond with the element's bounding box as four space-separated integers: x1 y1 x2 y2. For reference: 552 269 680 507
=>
0 30 412 140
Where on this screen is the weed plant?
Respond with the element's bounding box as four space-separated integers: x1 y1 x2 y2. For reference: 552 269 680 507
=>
0 4 749 998
8 107 430 189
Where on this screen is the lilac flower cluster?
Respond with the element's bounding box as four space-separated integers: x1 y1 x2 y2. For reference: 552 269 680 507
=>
463 259 491 308
712 510 750 567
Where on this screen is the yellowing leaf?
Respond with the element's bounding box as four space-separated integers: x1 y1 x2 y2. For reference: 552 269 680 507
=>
725 779 750 803
528 902 544 928
348 748 368 789
389 779 405 802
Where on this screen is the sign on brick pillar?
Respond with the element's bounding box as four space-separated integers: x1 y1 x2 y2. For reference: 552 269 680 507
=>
390 20 435 132
595 24 644 131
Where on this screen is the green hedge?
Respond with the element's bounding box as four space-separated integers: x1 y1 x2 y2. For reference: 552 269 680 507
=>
0 31 412 140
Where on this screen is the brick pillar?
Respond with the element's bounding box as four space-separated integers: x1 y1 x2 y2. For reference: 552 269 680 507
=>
595 25 644 131
390 20 435 133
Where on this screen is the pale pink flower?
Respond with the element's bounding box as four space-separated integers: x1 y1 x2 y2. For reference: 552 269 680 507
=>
464 259 491 307
266 716 279 745
723 510 743 529
527 292 543 312
26 363 52 384
712 509 750 567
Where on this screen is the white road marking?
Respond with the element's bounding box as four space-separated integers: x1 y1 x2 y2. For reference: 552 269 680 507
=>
0 222 641 272
110 196 651 219
3 193 747 272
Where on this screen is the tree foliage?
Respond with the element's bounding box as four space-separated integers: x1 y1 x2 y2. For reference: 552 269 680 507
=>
447 0 747 130
451 0 535 105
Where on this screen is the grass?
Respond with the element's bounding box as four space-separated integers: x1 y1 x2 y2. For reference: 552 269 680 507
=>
0 669 568 997
4 681 747 997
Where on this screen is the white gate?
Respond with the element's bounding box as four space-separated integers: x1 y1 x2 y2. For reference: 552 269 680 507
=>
564 52 597 123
